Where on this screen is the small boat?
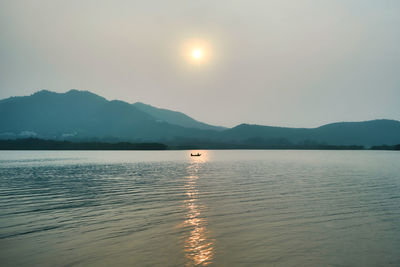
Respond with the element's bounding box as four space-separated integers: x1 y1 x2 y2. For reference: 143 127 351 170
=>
191 153 201 157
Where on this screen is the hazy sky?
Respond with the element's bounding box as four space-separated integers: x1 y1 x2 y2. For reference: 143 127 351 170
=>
1 0 399 127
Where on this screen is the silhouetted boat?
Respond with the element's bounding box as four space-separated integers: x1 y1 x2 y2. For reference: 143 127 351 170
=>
191 153 201 157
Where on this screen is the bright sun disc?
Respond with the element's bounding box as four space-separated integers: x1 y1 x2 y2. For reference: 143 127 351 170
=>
181 39 211 65
192 49 203 59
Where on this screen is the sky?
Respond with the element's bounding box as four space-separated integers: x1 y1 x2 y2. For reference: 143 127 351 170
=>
0 0 399 128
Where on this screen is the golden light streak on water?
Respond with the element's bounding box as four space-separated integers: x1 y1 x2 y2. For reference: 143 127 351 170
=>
183 157 214 266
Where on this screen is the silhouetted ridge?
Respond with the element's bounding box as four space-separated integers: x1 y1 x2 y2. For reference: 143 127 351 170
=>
31 90 55 96
133 102 225 131
0 90 399 147
224 120 400 146
0 89 215 141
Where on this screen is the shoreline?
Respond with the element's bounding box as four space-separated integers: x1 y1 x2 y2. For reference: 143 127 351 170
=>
1 138 399 151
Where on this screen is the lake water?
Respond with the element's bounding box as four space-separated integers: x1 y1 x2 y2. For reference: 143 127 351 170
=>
0 150 400 266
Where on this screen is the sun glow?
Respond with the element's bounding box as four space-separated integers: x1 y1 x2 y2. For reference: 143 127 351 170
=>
182 39 211 64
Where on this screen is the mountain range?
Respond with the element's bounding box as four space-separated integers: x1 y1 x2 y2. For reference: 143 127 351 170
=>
1 89 399 147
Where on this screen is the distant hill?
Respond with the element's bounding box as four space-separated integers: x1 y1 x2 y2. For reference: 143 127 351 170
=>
133 102 225 131
1 89 399 147
221 120 400 146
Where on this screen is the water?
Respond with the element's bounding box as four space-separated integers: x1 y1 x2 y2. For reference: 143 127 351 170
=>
0 150 400 266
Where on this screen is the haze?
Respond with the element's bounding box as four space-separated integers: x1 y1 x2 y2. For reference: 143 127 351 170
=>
0 0 399 127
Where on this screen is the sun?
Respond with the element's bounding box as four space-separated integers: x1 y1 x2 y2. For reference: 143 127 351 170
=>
181 39 211 65
192 49 203 60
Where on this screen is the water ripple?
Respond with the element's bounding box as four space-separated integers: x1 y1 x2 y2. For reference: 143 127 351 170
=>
0 150 399 266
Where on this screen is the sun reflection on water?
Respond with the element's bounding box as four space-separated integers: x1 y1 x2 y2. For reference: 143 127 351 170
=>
183 152 214 266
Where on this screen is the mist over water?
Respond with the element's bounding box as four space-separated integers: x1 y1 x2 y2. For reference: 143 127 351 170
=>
1 150 400 266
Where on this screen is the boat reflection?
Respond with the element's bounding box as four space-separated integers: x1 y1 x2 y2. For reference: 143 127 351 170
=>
183 154 214 266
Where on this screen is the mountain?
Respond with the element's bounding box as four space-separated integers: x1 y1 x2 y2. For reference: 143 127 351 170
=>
132 102 225 131
0 89 399 147
0 90 214 141
221 120 400 146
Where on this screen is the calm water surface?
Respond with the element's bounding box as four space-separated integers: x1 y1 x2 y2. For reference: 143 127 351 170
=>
0 150 400 266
